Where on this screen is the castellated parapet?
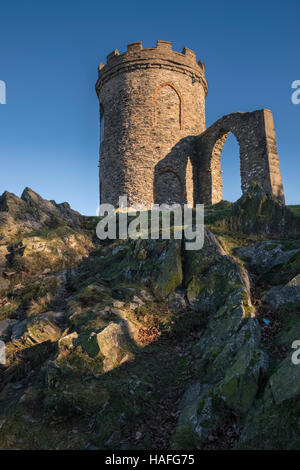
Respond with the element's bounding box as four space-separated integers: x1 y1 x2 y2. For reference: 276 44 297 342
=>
96 40 285 207
96 40 208 207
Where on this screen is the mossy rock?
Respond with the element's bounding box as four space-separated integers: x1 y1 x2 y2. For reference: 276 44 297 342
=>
217 345 269 415
227 183 300 237
174 383 231 448
11 312 63 346
237 397 300 449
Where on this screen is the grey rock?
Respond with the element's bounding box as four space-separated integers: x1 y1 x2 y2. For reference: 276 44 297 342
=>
96 322 133 372
268 356 300 404
236 242 298 273
262 275 300 309
0 318 17 341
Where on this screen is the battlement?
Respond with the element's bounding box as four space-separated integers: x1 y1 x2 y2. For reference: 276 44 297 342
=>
96 40 207 94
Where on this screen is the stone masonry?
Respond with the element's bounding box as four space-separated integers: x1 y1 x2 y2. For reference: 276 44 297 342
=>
196 109 285 204
96 40 285 207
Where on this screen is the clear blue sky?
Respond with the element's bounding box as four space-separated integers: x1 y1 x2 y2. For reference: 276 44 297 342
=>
0 0 299 214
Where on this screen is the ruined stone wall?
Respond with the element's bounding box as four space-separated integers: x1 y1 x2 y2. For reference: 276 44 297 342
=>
196 109 285 204
96 40 208 208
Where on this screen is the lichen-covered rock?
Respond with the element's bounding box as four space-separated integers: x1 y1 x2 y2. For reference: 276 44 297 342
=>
274 317 300 349
227 183 300 236
172 383 229 449
57 331 79 360
0 187 84 244
89 237 183 299
184 229 225 286
150 239 183 298
237 352 300 449
237 397 300 450
173 274 263 447
236 241 299 273
11 311 64 346
192 288 258 380
262 275 300 310
167 290 187 309
216 345 269 414
267 356 300 405
96 322 133 372
0 187 94 283
185 229 250 311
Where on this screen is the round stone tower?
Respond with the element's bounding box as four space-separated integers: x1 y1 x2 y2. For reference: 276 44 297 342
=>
96 40 208 208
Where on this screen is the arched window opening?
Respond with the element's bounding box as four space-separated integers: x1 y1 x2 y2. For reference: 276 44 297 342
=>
220 133 242 202
153 83 182 129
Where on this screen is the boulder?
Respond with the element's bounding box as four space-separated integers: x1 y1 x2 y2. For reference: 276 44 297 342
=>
96 322 133 372
11 312 63 345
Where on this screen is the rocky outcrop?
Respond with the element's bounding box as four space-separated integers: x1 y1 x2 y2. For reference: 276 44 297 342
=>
0 188 94 289
0 188 299 450
205 183 300 238
227 183 300 236
0 187 83 238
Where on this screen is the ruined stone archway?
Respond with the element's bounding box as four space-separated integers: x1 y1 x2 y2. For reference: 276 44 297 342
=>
196 109 285 204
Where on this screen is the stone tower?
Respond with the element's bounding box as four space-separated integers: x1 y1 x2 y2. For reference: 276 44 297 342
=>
96 40 208 208
96 40 285 207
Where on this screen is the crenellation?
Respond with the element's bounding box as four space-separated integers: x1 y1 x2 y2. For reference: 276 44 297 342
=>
97 41 204 89
156 40 172 51
106 49 120 63
182 47 196 60
127 41 143 52
197 60 205 72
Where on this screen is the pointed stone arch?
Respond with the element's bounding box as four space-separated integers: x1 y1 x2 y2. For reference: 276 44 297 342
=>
208 128 242 203
153 82 183 129
196 109 285 204
185 156 194 206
